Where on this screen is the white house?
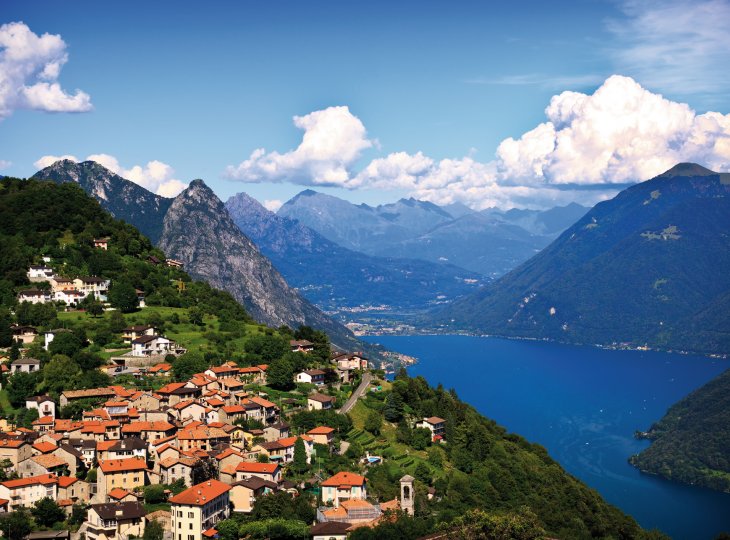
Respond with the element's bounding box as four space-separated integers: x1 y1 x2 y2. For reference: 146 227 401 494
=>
27 266 54 281
295 369 326 386
17 289 50 304
54 289 86 306
25 396 56 420
10 358 41 374
416 416 446 442
131 335 180 357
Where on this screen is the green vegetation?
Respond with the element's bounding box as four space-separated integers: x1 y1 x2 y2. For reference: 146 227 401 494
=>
630 368 730 493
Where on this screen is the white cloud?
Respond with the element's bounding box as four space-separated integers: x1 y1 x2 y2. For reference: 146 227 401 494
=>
495 75 730 185
224 75 730 209
608 0 730 99
225 106 373 186
0 21 92 120
0 159 13 170
263 199 283 212
34 153 187 197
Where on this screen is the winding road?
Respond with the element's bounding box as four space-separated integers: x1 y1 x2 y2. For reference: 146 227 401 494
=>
338 371 372 414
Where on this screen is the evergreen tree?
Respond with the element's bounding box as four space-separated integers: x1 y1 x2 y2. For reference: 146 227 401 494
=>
291 437 308 474
383 392 404 422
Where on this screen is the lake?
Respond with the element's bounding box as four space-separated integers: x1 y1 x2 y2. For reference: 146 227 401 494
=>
362 335 730 540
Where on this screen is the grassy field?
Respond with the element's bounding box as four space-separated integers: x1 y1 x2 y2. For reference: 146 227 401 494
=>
58 306 272 359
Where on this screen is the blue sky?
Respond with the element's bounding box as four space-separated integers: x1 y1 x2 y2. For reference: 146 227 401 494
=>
2 0 729 210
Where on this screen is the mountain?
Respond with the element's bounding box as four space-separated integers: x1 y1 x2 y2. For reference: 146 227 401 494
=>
225 192 483 314
33 159 172 243
279 189 586 277
431 163 730 355
496 202 589 236
375 212 550 277
630 368 730 492
32 161 362 351
277 190 455 254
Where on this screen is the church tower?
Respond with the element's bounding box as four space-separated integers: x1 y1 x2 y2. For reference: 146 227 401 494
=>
400 474 415 516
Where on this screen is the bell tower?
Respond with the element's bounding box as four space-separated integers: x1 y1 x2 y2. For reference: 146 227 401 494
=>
400 474 415 516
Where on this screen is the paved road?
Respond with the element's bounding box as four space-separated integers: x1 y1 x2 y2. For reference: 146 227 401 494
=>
338 372 373 414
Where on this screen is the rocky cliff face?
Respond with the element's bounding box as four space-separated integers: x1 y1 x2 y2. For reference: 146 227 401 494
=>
158 180 361 349
33 160 362 350
33 160 172 243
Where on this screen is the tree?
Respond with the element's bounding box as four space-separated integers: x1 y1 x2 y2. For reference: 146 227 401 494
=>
191 459 217 485
144 484 166 504
0 310 12 347
187 306 204 326
245 333 288 363
143 518 164 540
0 508 32 540
86 299 104 318
414 461 432 485
384 392 404 422
48 331 82 357
108 310 127 333
31 497 66 527
266 356 294 390
291 437 308 474
108 280 138 313
364 410 382 435
6 371 39 408
238 518 309 539
172 352 208 381
42 355 82 396
411 428 432 451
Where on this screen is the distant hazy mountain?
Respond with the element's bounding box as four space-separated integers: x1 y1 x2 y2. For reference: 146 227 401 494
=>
279 189 586 277
225 192 483 312
33 161 362 350
33 159 172 243
431 163 730 355
278 190 454 253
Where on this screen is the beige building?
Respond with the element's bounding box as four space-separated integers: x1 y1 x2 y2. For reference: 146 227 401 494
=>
170 479 231 538
230 477 277 513
0 438 32 470
97 458 147 501
307 393 336 411
86 501 147 540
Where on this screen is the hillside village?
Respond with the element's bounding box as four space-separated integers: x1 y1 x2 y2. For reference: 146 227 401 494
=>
2 259 443 539
0 177 655 540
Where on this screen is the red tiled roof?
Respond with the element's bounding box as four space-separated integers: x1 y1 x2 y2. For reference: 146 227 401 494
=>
98 457 147 473
307 426 335 435
321 471 366 487
32 441 58 453
169 479 231 506
1 473 57 489
235 462 279 474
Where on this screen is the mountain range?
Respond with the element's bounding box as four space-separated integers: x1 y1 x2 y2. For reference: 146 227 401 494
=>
225 193 483 314
278 190 586 277
430 163 730 355
32 160 362 351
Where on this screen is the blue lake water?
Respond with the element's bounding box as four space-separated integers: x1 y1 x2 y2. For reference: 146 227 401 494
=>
362 335 730 540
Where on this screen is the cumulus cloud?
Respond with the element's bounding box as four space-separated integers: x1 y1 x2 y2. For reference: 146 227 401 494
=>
263 199 283 212
33 153 187 197
608 0 730 99
494 75 730 185
0 159 13 170
225 106 373 186
225 76 730 209
0 21 92 120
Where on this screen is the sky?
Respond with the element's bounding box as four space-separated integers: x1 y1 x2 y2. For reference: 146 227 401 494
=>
2 0 730 210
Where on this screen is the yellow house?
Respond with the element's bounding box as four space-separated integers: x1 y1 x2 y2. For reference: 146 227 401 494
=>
170 479 231 538
97 458 147 501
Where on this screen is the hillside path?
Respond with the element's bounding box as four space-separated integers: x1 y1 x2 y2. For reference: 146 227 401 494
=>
338 372 372 414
